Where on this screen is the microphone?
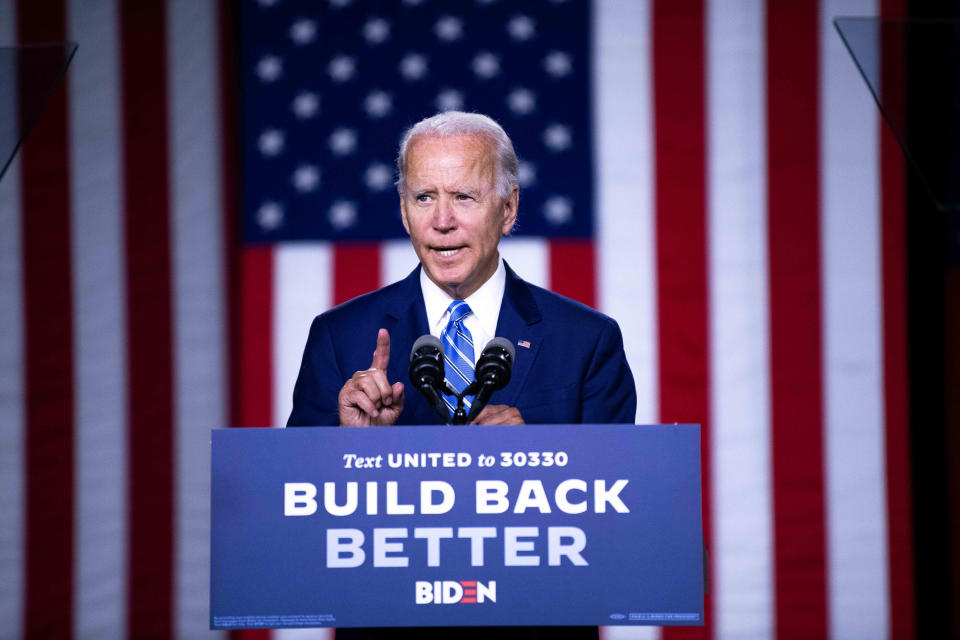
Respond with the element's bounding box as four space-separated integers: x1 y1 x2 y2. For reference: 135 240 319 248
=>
465 337 515 423
409 335 451 424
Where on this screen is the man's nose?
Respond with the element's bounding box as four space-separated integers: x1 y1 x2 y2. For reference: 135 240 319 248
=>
433 197 456 231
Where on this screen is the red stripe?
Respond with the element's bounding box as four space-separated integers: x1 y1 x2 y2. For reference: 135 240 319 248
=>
878 1 916 637
238 248 274 428
17 2 75 637
549 240 595 308
119 3 175 637
766 4 828 638
459 597 477 603
652 2 712 638
334 243 380 305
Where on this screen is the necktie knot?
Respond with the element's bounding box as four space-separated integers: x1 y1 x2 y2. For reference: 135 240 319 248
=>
447 300 471 325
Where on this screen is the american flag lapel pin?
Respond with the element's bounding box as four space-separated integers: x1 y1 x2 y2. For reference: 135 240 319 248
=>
518 339 531 349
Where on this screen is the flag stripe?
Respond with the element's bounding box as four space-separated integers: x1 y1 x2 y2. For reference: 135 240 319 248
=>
17 1 76 637
380 239 419 285
766 3 829 637
274 245 332 429
653 3 713 639
0 4 24 637
499 238 549 290
67 0 128 636
333 244 380 306
706 1 773 638
594 0 657 430
168 0 226 636
879 1 916 637
239 248 274 428
549 240 596 309
119 4 175 636
820 2 890 637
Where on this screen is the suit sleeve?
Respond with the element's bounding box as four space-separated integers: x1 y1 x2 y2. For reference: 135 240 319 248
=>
286 315 342 427
580 318 637 424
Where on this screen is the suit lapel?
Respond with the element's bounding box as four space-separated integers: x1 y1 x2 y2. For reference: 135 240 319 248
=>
494 262 543 407
382 266 436 424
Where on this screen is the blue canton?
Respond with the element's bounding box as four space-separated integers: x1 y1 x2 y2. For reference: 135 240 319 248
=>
240 0 592 243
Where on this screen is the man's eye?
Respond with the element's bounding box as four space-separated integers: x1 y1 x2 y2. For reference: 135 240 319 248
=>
456 194 472 201
416 194 431 203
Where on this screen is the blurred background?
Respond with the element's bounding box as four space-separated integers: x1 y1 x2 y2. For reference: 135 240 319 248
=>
1 0 957 638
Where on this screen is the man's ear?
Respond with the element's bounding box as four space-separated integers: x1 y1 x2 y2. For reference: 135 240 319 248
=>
501 187 519 235
400 198 411 235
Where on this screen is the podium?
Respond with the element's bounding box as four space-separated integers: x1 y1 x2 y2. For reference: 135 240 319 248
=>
210 424 704 629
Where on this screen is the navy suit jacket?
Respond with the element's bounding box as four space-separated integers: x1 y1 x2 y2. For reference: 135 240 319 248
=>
287 262 636 426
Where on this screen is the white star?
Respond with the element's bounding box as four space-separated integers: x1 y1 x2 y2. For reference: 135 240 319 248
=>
434 16 463 41
329 0 352 7
507 87 536 115
329 127 357 155
328 54 356 82
402 0 424 5
291 165 320 193
364 163 393 191
258 129 285 156
544 51 573 78
363 17 390 44
476 0 496 5
291 92 320 119
435 89 465 112
364 90 392 118
255 55 282 82
543 196 573 225
257 0 279 7
518 160 536 187
329 200 358 230
399 53 428 80
542 123 572 151
506 14 536 41
289 19 316 44
471 52 500 79
257 201 283 230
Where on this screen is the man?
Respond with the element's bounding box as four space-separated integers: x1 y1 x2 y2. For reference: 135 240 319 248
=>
286 112 636 640
288 111 636 428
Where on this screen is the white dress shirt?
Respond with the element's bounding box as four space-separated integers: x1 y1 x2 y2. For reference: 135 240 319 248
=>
420 256 506 365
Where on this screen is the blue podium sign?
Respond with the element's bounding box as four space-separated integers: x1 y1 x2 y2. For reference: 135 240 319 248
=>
210 424 703 629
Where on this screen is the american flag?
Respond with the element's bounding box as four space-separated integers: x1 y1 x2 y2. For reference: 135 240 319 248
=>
0 1 913 639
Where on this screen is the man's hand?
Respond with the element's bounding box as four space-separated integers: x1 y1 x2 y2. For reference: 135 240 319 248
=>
338 328 405 426
470 404 524 425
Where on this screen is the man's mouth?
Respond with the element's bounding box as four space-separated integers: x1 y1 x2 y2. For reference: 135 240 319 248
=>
433 246 465 257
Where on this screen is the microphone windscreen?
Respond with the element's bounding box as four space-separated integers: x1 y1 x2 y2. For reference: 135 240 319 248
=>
410 334 444 361
483 336 515 362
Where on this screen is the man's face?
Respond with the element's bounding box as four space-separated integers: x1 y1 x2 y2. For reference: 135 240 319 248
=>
400 134 518 300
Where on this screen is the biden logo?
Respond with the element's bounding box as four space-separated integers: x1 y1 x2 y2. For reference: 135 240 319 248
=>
415 580 496 604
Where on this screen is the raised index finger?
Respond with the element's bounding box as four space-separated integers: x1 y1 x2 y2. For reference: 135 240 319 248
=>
371 328 391 370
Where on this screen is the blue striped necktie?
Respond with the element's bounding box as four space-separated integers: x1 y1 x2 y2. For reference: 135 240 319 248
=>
440 300 475 417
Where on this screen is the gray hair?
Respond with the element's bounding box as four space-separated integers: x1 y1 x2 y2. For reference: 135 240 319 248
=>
396 111 519 200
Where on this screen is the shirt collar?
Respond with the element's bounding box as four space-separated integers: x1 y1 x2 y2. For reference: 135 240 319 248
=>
421 256 505 336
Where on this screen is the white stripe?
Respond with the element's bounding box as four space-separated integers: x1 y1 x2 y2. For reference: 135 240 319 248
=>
499 237 548 289
0 3 24 635
594 0 657 429
275 244 333 429
380 238 419 286
706 2 774 638
820 2 890 638
275 627 334 640
167 1 228 638
595 2 658 638
67 0 128 637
